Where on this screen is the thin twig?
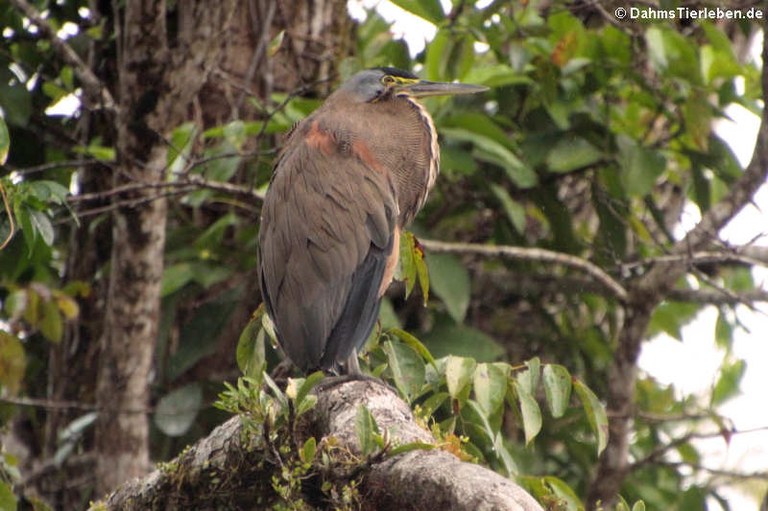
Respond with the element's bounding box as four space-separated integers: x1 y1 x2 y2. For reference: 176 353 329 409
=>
420 238 629 302
625 251 766 271
3 159 107 176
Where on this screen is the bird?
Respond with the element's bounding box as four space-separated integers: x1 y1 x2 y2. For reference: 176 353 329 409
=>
258 67 487 375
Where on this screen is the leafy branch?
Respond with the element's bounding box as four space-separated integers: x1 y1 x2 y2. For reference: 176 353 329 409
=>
9 0 115 110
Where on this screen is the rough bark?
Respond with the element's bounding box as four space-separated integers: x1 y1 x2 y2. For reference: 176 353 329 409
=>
586 20 768 509
100 379 544 511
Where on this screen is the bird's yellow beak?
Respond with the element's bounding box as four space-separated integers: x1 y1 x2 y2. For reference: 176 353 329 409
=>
397 79 488 98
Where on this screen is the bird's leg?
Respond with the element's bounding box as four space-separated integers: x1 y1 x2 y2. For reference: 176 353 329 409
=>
314 352 380 392
345 351 362 376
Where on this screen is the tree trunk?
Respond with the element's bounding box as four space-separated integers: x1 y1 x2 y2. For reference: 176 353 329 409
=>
94 0 237 493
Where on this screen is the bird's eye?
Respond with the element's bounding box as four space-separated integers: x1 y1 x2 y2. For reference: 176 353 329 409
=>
381 75 396 86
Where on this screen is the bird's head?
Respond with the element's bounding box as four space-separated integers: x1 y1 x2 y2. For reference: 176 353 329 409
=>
334 67 488 104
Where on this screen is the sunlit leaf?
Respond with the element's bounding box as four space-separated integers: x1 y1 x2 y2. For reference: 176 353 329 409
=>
573 379 608 455
268 30 285 57
29 210 54 247
516 357 541 396
472 362 509 417
0 116 9 165
383 339 425 400
543 364 572 418
445 355 476 400
512 381 542 445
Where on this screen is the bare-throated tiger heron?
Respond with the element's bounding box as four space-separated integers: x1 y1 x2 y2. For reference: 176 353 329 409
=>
258 67 487 375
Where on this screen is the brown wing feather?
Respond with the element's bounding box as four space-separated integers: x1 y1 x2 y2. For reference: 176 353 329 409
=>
259 123 398 372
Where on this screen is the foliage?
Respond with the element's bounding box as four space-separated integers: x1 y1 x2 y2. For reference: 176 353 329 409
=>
0 0 766 509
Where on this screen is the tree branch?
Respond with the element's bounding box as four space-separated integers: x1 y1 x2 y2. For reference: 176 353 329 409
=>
9 0 115 110
587 19 768 509
98 380 544 510
420 238 628 302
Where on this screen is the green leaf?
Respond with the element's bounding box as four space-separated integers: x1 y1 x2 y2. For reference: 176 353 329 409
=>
426 253 470 323
236 318 265 379
573 379 608 455
512 381 542 445
223 120 247 151
543 364 572 418
162 262 195 297
0 481 17 511
397 231 429 304
154 383 203 437
39 298 63 343
299 437 316 464
714 310 734 350
425 29 450 81
516 357 541 396
0 115 9 165
267 30 285 58
29 210 54 247
546 136 603 173
355 405 381 456
168 122 196 174
295 371 324 412
263 372 287 409
616 496 631 511
383 339 425 400
645 26 667 71
415 243 430 304
683 89 712 151
0 331 26 394
543 476 582 511
57 412 98 444
388 441 435 457
30 181 69 205
463 64 532 88
472 362 510 417
387 328 436 367
388 0 444 24
423 323 504 362
649 301 699 341
617 136 667 196
489 183 526 234
445 355 476 400
0 84 32 126
711 359 746 406
441 127 538 188
420 391 449 417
